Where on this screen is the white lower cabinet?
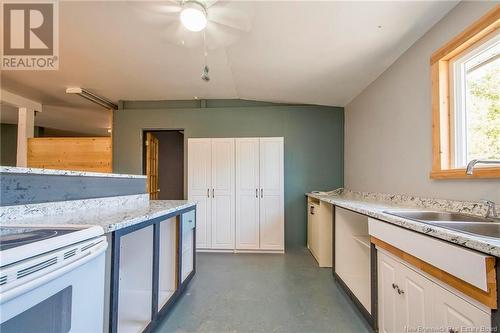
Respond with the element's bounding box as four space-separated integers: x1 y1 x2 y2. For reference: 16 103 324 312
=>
434 284 491 331
307 198 333 267
378 251 490 333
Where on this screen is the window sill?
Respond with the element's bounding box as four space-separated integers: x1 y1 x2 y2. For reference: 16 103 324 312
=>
430 167 500 180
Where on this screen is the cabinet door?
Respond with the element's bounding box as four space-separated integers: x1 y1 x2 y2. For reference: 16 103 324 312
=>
235 138 260 250
211 138 235 249
259 138 284 250
307 203 313 250
433 284 490 331
378 252 400 333
398 264 434 332
309 203 320 258
188 139 212 249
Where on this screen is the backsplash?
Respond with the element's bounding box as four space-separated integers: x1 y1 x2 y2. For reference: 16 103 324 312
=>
326 188 499 219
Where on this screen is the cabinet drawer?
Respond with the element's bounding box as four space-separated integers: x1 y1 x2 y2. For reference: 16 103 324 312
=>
182 210 195 232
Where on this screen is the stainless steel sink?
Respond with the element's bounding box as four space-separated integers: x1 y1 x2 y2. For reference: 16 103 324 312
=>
383 210 500 239
383 211 494 223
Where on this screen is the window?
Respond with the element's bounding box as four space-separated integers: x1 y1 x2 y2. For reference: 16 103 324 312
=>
450 32 500 167
430 6 500 179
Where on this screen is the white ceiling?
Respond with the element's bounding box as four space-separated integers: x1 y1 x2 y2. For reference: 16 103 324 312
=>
1 1 457 133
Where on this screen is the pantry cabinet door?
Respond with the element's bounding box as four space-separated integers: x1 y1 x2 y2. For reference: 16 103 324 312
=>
235 138 260 250
398 264 434 332
259 137 284 250
433 284 490 331
378 252 400 333
210 138 235 249
188 139 212 249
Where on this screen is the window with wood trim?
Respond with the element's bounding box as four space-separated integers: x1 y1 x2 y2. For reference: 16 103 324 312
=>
431 5 500 179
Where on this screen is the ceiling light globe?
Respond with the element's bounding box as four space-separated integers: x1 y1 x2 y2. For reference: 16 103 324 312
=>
180 5 207 32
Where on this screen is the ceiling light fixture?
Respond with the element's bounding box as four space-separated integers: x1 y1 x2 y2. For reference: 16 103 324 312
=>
180 1 207 32
66 87 118 110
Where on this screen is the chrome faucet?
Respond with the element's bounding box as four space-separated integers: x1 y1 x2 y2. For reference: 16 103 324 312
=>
482 200 498 219
466 159 500 175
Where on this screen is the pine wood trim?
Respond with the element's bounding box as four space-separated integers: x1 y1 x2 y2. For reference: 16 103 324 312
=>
430 5 500 180
27 137 112 173
431 167 500 179
430 5 500 64
371 236 497 309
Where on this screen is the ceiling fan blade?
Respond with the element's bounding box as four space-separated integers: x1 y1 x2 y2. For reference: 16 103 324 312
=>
162 23 204 48
208 2 255 32
205 22 244 49
203 0 219 9
126 1 181 25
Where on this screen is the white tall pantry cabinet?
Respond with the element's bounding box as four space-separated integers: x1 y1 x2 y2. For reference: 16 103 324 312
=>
188 137 284 253
188 138 235 250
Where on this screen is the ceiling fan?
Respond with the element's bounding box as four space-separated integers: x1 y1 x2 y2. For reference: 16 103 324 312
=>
134 0 255 49
131 0 254 82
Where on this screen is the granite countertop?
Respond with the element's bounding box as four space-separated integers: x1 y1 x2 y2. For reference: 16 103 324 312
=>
1 198 196 233
0 166 146 179
307 190 500 257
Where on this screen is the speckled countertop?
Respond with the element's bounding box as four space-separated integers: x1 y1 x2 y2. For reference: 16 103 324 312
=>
0 166 146 179
307 190 500 257
0 196 196 233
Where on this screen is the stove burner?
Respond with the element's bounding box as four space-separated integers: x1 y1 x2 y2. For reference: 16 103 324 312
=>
0 228 77 251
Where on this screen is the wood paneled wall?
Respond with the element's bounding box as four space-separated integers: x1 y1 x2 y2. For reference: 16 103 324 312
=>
27 137 112 173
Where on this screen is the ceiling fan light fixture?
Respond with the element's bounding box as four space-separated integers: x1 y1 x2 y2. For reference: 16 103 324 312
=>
180 1 207 32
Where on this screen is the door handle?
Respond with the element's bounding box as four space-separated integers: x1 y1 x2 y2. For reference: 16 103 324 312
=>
207 188 210 198
212 188 215 198
260 188 263 198
256 188 258 198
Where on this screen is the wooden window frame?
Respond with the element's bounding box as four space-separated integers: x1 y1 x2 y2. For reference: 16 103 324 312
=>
430 5 500 180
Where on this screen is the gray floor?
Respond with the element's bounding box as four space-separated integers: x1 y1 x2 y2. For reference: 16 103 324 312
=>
155 248 372 333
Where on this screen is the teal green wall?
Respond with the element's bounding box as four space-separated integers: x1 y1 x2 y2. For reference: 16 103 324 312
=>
113 100 344 248
1 124 18 166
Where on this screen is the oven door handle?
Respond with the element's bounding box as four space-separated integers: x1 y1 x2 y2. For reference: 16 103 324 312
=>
0 240 108 304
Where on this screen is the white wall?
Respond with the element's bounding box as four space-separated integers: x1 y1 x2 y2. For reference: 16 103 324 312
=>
345 1 500 203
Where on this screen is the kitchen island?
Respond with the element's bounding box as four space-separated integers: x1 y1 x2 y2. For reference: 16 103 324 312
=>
0 166 196 333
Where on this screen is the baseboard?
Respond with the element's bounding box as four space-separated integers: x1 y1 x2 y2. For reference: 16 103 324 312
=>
196 249 234 253
196 249 285 254
235 249 284 254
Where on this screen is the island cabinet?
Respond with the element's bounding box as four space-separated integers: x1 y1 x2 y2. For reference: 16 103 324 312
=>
108 206 196 333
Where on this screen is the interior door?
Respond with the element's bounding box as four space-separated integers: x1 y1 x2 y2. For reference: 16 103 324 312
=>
188 138 212 249
146 132 159 200
235 138 260 250
378 252 399 333
210 138 235 249
259 137 284 250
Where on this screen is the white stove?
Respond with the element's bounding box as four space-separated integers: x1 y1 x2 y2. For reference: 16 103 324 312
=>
0 225 108 333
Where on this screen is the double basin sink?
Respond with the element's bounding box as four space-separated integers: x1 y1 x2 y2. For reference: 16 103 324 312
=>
384 210 500 239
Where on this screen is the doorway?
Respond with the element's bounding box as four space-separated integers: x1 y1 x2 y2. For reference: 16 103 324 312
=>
143 130 184 200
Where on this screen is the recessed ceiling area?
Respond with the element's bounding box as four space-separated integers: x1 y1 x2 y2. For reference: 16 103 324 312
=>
1 1 458 134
